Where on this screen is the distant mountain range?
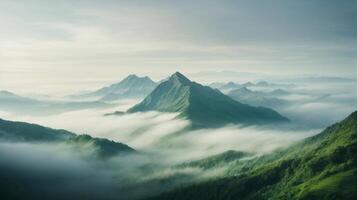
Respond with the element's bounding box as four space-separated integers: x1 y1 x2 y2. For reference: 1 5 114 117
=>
76 74 157 101
243 81 295 88
227 87 289 108
0 118 135 158
128 72 288 128
0 90 112 115
149 110 357 200
209 81 242 92
209 81 294 93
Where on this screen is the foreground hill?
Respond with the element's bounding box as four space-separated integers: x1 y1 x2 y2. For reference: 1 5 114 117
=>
79 74 157 101
0 118 75 142
128 72 288 128
0 118 135 158
149 111 357 199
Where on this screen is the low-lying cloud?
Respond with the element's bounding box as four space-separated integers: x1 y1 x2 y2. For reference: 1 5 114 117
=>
1 78 356 199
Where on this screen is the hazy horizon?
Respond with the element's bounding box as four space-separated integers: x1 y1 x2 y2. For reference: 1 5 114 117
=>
1 0 356 94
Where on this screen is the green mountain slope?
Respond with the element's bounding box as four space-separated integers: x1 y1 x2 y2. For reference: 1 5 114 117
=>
128 72 288 128
178 150 253 170
67 134 135 159
0 118 75 142
150 111 357 200
0 118 135 158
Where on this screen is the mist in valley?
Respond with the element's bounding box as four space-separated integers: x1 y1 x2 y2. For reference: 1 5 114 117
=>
1 74 357 199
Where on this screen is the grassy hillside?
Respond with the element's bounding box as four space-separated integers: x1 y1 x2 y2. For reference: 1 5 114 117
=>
149 111 357 199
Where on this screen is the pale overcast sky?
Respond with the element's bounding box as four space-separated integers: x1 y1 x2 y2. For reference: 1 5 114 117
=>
0 0 356 93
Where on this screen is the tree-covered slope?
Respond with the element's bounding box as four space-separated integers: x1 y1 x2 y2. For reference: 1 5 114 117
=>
0 118 135 158
128 72 288 128
66 134 135 159
178 150 253 170
150 111 357 200
0 118 75 142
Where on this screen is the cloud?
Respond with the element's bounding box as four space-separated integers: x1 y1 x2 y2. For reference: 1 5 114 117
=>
0 103 319 164
1 0 357 94
1 73 356 199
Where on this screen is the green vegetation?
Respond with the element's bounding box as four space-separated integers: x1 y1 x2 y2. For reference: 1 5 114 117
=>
149 111 357 200
0 118 75 142
67 134 135 159
128 72 288 128
178 150 253 170
0 118 135 158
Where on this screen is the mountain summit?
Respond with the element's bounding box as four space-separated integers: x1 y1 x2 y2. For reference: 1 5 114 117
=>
128 72 288 128
170 72 192 85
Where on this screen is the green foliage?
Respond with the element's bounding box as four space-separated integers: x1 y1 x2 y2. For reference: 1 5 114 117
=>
0 118 136 159
67 134 135 159
0 118 75 142
149 111 357 200
178 150 253 170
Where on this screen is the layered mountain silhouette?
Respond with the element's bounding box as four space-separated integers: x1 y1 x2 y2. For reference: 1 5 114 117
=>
0 90 111 115
227 87 288 108
209 81 242 92
149 111 357 200
80 74 157 101
128 72 288 128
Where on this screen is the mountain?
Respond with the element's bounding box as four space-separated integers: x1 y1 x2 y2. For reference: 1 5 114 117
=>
178 150 253 170
128 72 288 128
208 82 225 89
242 81 255 87
0 90 111 115
0 90 42 107
66 134 135 159
242 81 295 89
269 88 290 96
220 81 242 91
0 118 135 157
149 111 357 200
0 118 75 142
81 74 157 101
227 87 288 108
209 82 242 92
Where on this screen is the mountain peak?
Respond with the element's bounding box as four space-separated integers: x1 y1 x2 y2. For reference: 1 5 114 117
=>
124 74 139 80
170 72 191 84
128 72 288 127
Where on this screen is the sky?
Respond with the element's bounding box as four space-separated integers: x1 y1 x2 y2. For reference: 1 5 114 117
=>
0 0 356 94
